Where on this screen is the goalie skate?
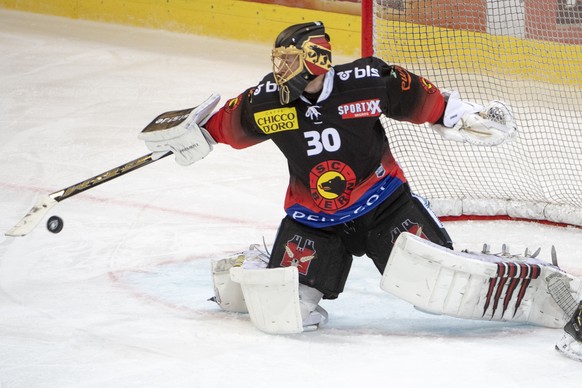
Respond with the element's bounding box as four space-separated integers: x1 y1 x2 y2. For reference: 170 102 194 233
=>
555 301 582 362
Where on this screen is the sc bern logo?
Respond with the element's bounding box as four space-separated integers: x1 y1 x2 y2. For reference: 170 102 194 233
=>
309 160 356 211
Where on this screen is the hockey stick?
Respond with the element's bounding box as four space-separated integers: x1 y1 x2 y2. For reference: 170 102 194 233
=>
5 151 171 237
5 106 196 237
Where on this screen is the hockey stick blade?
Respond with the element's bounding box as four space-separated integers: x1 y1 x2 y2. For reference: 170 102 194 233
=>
5 194 59 237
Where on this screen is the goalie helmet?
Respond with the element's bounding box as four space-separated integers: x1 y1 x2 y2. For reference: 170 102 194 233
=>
272 21 332 105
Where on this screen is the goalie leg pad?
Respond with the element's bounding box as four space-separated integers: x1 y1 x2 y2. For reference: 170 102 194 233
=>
210 256 248 313
230 266 304 334
381 232 582 328
210 245 269 313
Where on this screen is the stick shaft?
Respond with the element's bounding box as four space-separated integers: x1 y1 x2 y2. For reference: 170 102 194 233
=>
52 152 170 202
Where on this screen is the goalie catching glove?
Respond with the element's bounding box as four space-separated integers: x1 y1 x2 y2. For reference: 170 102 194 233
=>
138 93 221 166
432 90 517 146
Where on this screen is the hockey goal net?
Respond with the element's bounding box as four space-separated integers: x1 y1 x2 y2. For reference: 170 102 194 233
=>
362 0 582 227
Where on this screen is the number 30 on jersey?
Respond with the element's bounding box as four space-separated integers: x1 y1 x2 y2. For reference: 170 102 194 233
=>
304 128 341 156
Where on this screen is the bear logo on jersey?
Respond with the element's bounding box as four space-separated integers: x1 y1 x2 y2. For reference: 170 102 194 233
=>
319 173 346 196
309 160 356 211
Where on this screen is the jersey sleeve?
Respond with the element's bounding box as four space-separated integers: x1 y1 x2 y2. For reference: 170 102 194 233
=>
204 90 267 150
382 64 445 125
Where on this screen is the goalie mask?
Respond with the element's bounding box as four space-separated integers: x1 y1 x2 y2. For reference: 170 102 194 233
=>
272 21 332 105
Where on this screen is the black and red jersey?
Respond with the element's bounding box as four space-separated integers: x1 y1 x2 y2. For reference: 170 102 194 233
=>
205 56 445 228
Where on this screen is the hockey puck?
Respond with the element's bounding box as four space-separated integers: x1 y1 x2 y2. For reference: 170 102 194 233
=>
47 216 64 234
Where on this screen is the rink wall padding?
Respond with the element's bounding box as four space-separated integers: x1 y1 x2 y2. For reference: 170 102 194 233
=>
0 0 361 55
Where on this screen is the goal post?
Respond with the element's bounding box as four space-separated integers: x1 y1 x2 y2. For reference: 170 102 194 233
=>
362 0 582 227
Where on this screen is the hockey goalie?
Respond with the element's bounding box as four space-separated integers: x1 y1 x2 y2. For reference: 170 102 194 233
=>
138 21 582 362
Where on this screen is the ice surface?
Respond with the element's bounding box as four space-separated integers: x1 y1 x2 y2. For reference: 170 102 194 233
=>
1 10 581 388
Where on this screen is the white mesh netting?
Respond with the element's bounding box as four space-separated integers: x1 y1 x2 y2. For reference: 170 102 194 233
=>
367 0 582 226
